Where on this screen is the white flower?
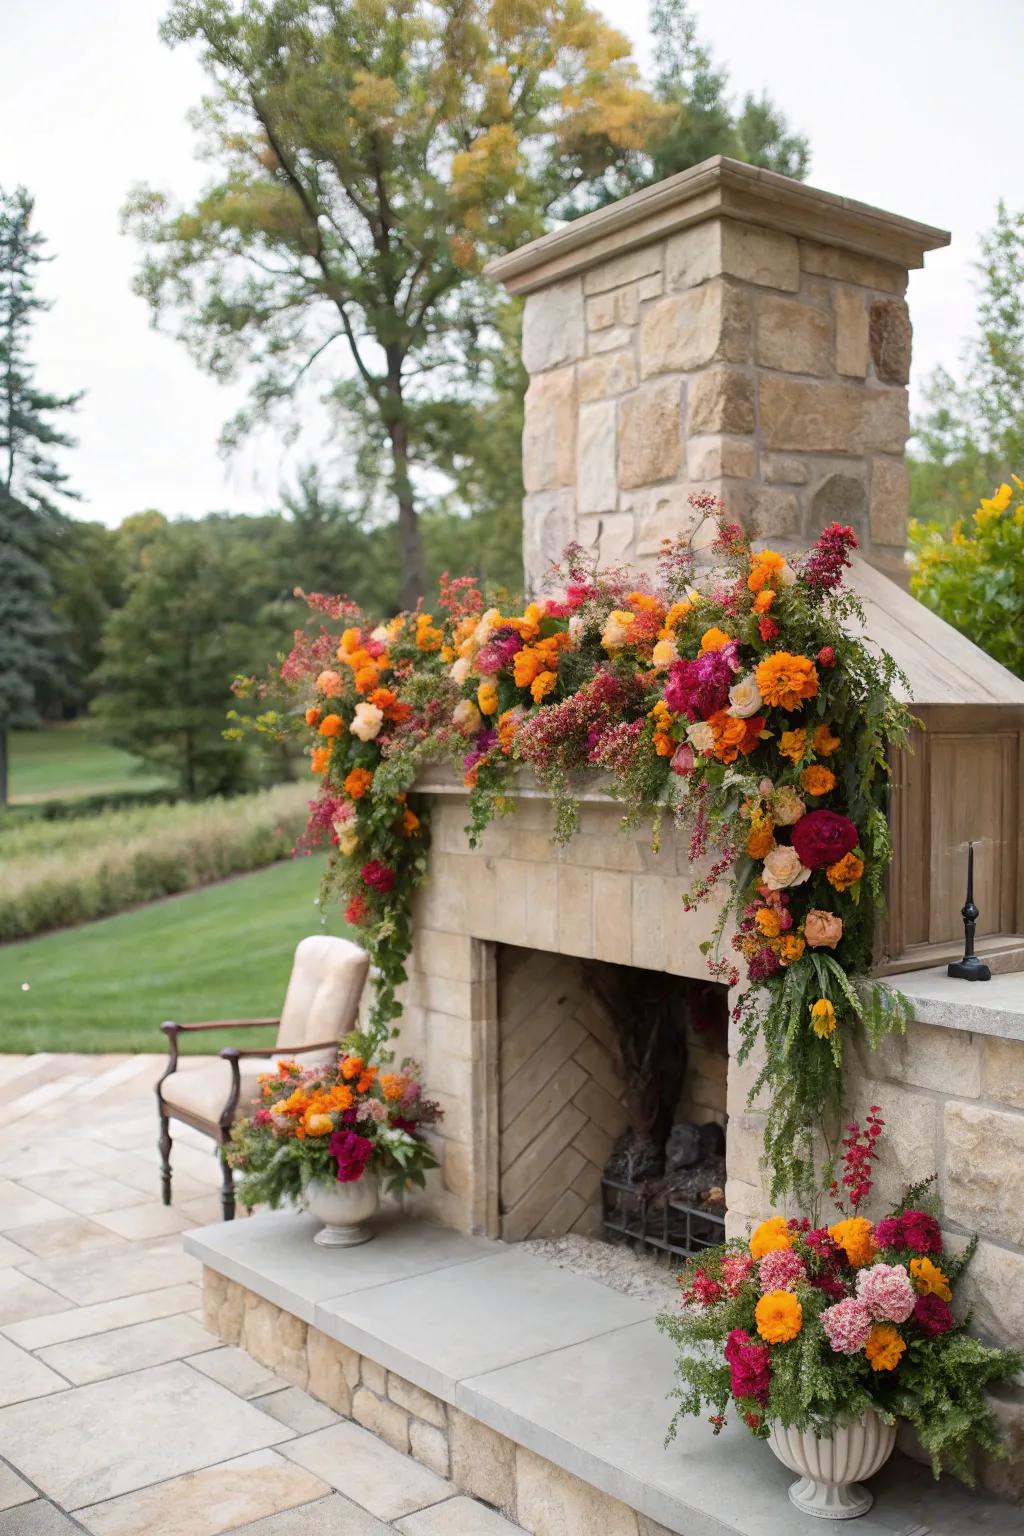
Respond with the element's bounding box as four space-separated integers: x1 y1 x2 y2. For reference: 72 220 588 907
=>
370 624 389 643
777 562 797 587
687 720 715 753
761 845 811 890
450 656 471 686
452 698 482 734
727 673 763 718
350 702 384 742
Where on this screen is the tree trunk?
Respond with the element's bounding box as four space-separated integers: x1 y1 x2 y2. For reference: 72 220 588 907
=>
384 361 426 609
0 728 7 808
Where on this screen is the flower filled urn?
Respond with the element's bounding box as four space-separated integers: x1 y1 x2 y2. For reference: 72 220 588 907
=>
767 1411 896 1520
304 1172 379 1247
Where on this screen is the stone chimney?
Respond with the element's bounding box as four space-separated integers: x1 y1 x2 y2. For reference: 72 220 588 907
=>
486 156 950 592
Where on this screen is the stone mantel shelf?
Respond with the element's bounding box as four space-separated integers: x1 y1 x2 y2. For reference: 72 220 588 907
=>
888 965 1024 1042
485 154 951 295
415 761 621 804
188 1215 1018 1536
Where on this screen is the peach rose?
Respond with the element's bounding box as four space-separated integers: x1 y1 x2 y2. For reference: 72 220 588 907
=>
761 845 811 890
772 786 806 826
804 910 843 949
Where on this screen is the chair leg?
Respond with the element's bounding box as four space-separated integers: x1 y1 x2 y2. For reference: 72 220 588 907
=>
158 1112 172 1207
219 1148 236 1222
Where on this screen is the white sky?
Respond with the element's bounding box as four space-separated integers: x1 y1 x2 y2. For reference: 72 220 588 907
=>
5 0 1022 526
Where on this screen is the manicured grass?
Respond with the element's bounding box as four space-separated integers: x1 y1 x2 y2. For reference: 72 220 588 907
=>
0 855 344 1055
9 724 170 803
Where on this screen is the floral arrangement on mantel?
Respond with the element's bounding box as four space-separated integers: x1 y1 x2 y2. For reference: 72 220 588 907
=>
656 1110 1023 1486
226 1055 441 1207
238 498 913 1201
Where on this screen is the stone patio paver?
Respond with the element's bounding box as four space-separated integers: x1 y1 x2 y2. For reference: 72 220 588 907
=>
0 1056 524 1535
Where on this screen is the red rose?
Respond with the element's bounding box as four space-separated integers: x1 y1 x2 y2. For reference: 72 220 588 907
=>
817 646 836 668
790 810 859 870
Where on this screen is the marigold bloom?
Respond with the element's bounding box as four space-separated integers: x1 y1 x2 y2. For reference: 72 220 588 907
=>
778 934 805 966
826 852 864 891
750 1216 794 1259
344 766 373 800
700 626 732 653
778 728 807 762
746 822 776 860
755 652 819 711
477 681 499 716
812 724 841 756
829 1217 877 1267
810 998 837 1036
864 1323 906 1371
800 765 836 797
909 1257 952 1300
310 746 331 774
402 807 420 836
380 1073 405 1102
305 706 322 727
319 713 344 739
531 670 557 703
755 907 782 939
662 599 693 631
747 550 785 592
354 665 380 694
415 614 443 651
652 638 677 669
755 1289 803 1344
304 1111 334 1137
752 589 775 614
340 1055 364 1080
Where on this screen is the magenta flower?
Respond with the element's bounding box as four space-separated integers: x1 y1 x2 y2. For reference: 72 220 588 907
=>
821 1297 873 1355
913 1294 954 1337
329 1129 374 1183
724 1329 772 1405
758 1248 806 1292
856 1262 916 1324
663 645 739 721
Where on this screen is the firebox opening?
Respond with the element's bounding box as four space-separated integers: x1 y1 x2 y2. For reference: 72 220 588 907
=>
496 945 728 1259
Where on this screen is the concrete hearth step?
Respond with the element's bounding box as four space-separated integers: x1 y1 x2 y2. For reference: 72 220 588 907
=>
186 1214 1018 1536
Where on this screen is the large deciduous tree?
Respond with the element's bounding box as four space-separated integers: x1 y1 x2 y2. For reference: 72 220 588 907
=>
0 186 80 804
125 0 667 607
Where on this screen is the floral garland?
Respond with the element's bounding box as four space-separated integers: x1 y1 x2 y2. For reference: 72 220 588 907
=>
251 500 913 1202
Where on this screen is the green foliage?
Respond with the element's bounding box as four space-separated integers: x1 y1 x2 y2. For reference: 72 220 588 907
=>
910 480 1024 678
0 782 308 941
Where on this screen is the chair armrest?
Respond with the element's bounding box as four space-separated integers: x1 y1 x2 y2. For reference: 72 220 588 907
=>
164 1018 280 1034
217 1041 340 1131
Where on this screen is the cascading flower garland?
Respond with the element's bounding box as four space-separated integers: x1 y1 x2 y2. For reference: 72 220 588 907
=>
247 499 915 1202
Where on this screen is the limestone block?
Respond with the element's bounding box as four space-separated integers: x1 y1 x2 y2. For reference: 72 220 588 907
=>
810 472 866 536
589 324 635 356
241 1294 308 1388
869 298 912 385
522 490 576 591
583 243 663 296
666 219 799 293
742 484 800 538
593 869 633 964
759 377 908 454
945 1102 1024 1247
946 1234 1024 1352
851 1017 981 1098
306 1327 360 1415
352 1385 410 1453
523 367 577 494
762 455 808 485
844 1078 940 1204
360 1356 387 1395
442 1138 473 1203
578 348 638 402
449 1406 517 1510
639 281 750 377
522 278 584 374
617 380 683 489
624 482 717 557
516 1446 639 1535
799 240 908 295
557 865 594 959
834 286 869 377
869 458 909 545
409 1418 450 1478
586 285 639 332
727 1113 767 1186
687 434 756 481
978 1388 1024 1500
689 369 755 435
582 511 636 565
982 1035 1024 1110
202 1269 244 1345
724 1177 769 1239
756 295 831 375
578 400 618 515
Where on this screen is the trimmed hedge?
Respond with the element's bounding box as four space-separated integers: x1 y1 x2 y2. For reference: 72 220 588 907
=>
0 784 311 942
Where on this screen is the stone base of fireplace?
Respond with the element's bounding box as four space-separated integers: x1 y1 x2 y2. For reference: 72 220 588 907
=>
186 1214 1019 1534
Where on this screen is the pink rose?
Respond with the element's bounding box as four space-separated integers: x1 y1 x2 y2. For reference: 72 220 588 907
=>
670 743 695 776
804 910 843 949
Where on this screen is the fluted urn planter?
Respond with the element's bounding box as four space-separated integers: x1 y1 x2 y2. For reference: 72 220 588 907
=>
304 1173 379 1247
767 1410 896 1519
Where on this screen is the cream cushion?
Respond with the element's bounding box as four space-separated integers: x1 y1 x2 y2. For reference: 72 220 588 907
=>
160 935 370 1132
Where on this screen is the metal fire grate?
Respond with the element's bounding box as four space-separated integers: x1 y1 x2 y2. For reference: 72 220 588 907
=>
600 1174 726 1260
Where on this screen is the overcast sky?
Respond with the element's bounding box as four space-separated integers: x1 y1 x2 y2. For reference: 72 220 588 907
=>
5 0 1022 527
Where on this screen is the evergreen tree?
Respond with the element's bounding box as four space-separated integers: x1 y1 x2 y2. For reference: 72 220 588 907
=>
0 186 81 804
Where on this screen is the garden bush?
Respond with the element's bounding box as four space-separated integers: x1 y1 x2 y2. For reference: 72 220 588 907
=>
0 783 310 941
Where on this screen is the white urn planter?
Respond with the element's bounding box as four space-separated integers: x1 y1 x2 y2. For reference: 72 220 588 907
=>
304 1173 379 1247
767 1410 896 1520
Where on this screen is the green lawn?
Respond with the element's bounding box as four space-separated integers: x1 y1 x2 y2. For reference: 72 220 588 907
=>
0 855 344 1055
9 724 170 804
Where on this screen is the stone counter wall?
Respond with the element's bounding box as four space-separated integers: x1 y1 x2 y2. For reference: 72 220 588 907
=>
521 222 913 590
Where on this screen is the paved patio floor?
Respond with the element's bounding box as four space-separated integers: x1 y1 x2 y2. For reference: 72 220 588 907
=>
0 1055 522 1535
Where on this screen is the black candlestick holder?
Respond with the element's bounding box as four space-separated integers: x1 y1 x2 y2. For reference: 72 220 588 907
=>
947 842 991 982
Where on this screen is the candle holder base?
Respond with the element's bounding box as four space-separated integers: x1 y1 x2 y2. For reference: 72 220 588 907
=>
947 954 992 982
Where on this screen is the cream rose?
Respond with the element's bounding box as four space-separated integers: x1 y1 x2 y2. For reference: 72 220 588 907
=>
727 673 763 718
370 624 390 643
452 698 482 735
652 638 677 670
350 702 384 742
450 656 471 686
687 720 715 753
473 607 501 647
804 909 844 949
761 845 811 890
601 610 633 653
772 786 806 826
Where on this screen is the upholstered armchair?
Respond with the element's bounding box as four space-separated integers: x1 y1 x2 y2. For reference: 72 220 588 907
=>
156 935 370 1220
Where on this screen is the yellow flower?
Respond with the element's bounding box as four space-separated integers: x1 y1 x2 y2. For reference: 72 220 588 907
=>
303 1112 334 1138
755 908 781 939
652 638 677 670
750 1216 793 1259
976 482 1013 523
477 681 499 716
755 1289 803 1344
829 1217 877 1267
700 626 732 653
810 998 837 1037
909 1257 951 1300
865 1323 906 1372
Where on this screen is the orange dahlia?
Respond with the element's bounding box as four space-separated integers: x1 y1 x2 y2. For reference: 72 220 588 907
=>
755 653 819 711
755 1289 803 1344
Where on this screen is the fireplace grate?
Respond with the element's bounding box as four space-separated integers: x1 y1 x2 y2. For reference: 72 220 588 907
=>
600 1174 726 1261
